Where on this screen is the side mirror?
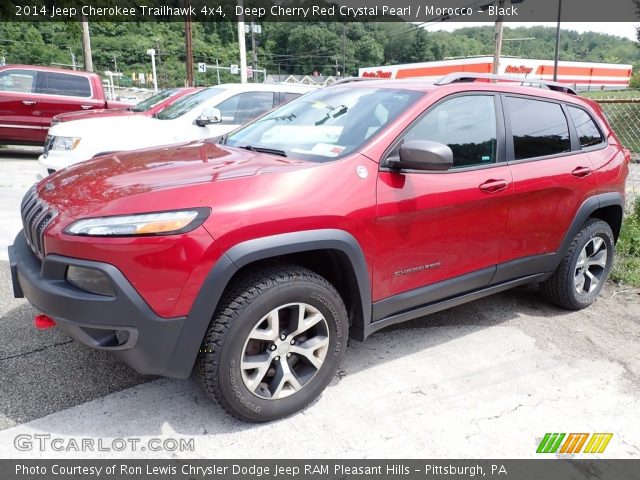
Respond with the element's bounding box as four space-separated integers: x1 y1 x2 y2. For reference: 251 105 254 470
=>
196 107 222 126
388 140 453 171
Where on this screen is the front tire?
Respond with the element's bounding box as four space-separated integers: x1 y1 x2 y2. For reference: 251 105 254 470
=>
196 265 348 422
541 218 614 310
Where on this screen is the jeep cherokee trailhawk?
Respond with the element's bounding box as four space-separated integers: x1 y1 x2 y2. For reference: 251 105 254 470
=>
9 74 630 422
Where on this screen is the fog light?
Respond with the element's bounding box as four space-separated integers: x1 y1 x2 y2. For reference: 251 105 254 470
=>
66 266 115 296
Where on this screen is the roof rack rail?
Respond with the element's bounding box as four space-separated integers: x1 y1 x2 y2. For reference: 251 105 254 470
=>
435 72 578 95
331 76 381 85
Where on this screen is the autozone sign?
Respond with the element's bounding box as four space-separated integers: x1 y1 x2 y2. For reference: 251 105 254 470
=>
359 56 633 89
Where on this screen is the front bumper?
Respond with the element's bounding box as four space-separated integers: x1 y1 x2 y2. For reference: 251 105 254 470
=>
9 231 189 377
38 150 83 177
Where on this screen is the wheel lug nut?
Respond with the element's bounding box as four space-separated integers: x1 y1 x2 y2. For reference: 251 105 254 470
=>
270 345 276 351
290 339 295 344
280 334 286 340
275 356 280 361
286 353 291 358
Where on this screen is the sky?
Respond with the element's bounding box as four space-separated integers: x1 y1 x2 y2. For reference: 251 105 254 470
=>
428 22 638 41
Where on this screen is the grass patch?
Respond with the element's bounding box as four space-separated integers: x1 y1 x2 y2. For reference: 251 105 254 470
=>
612 197 640 287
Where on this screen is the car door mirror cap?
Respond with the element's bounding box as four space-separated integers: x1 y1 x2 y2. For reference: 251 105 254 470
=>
196 107 222 126
389 140 454 171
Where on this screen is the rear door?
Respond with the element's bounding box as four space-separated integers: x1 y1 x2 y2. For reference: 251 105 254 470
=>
497 95 599 280
38 72 103 137
0 68 42 143
374 94 513 310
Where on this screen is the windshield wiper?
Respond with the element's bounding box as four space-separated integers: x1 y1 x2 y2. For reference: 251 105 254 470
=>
240 145 287 157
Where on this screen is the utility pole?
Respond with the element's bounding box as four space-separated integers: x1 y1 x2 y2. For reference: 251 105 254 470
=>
553 0 562 81
68 47 76 70
81 17 93 72
147 49 158 92
250 20 258 83
492 0 505 75
237 0 248 84
185 12 194 87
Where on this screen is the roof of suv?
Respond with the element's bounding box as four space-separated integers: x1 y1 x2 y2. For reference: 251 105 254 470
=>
331 75 599 109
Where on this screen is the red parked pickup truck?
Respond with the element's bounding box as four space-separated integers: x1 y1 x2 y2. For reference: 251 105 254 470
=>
0 64 130 145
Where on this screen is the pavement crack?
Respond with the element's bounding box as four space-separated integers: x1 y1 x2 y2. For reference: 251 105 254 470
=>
0 340 73 361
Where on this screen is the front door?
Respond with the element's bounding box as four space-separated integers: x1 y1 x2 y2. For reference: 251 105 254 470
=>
374 94 513 312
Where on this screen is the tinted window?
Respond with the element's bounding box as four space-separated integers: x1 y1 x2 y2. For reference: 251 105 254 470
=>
282 92 302 103
403 95 497 168
216 91 274 125
42 72 91 97
0 70 37 93
568 106 604 148
506 97 570 160
156 87 225 120
131 88 180 112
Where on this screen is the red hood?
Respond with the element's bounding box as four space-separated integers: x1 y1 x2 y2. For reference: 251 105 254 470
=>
37 140 312 216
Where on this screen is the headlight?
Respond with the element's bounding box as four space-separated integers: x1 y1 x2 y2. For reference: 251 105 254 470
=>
64 208 210 236
51 136 81 151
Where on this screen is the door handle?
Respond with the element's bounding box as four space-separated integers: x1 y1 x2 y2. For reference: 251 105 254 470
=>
80 105 93 110
479 179 509 193
572 166 592 178
22 100 36 106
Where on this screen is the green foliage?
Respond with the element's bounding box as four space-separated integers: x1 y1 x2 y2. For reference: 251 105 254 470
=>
612 197 640 287
0 21 638 87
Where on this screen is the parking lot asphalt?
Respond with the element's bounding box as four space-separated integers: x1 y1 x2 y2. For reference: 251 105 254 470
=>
0 148 639 459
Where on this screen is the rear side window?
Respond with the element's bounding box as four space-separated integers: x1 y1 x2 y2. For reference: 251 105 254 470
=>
282 92 302 104
0 70 37 93
505 97 570 160
216 91 275 125
568 106 604 148
42 72 91 97
403 95 498 168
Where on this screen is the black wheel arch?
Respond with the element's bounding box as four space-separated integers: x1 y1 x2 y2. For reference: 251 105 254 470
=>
164 229 372 378
555 192 624 269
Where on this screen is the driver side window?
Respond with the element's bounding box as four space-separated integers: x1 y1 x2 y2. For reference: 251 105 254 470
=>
402 95 498 168
215 91 275 125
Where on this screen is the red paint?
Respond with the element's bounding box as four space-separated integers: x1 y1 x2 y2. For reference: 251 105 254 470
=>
0 64 131 145
34 314 56 330
34 80 628 317
52 87 201 124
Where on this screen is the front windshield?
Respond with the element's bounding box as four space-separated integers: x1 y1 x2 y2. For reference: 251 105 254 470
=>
155 87 225 120
131 88 180 112
224 86 423 162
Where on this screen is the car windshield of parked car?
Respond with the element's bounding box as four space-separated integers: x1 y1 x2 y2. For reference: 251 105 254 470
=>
131 88 180 112
155 88 225 120
223 86 422 162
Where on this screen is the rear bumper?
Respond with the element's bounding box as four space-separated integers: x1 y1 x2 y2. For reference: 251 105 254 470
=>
9 231 189 377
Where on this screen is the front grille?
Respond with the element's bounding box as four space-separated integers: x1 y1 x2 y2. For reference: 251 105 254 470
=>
20 186 57 259
43 135 54 158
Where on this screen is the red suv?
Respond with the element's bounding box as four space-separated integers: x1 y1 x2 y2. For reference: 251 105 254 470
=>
9 74 630 422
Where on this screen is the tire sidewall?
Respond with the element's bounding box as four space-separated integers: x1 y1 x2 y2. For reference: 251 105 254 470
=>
566 223 614 308
217 280 346 422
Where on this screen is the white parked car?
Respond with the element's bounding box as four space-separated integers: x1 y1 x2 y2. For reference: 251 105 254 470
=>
38 83 314 177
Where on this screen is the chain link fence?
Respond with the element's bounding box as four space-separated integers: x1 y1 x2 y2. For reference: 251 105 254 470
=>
592 97 640 287
594 99 640 207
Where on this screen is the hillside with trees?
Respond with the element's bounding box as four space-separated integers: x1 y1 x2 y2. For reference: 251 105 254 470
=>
0 21 638 88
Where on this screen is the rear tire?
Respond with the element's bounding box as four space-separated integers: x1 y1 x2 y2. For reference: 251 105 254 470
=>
195 265 348 422
540 218 614 310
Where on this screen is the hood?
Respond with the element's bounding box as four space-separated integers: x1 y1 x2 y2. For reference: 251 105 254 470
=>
37 140 313 216
48 115 156 137
55 108 133 123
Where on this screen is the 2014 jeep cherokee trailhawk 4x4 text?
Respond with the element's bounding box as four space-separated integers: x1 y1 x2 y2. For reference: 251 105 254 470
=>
9 74 631 422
